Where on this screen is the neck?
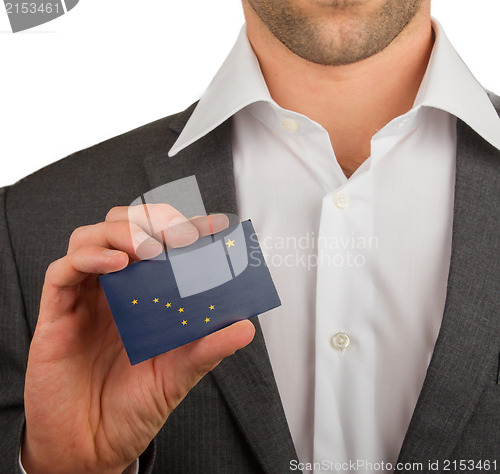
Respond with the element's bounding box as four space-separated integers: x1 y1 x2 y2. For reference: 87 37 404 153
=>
243 3 434 178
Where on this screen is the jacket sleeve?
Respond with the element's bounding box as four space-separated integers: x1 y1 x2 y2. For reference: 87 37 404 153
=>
0 186 31 474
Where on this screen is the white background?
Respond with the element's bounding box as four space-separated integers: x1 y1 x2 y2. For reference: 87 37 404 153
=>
1 0 499 187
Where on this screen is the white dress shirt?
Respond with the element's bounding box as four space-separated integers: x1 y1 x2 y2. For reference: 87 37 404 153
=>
169 19 500 473
21 19 500 474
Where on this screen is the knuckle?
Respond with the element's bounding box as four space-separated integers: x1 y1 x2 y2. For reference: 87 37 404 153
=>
68 223 104 252
105 206 123 222
44 259 61 282
68 226 86 247
147 203 177 215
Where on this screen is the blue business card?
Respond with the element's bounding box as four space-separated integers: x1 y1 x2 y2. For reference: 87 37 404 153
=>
100 220 280 365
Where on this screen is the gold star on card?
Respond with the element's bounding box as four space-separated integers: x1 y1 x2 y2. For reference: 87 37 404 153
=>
205 317 210 323
178 307 184 313
132 299 138 305
209 305 215 310
165 302 172 308
182 320 187 326
153 298 159 303
225 238 235 248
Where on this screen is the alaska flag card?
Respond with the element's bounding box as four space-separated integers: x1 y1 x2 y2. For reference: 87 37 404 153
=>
100 220 280 365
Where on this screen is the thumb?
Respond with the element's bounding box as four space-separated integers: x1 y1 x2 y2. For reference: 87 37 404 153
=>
186 319 256 373
153 319 256 407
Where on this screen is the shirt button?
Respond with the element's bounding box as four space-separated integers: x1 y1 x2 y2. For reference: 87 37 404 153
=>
333 192 350 209
331 332 350 350
282 118 299 133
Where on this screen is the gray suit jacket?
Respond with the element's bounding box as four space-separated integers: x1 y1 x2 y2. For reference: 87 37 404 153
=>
0 96 499 473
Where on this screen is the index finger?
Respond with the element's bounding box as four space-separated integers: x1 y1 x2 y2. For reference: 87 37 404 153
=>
106 205 229 249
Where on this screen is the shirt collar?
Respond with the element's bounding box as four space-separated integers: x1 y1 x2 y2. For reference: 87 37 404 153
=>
169 20 500 157
414 19 500 150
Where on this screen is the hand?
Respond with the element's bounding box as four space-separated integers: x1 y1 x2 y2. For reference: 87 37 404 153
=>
22 205 255 474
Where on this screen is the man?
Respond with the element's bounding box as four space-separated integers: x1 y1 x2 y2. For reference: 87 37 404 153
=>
1 0 499 472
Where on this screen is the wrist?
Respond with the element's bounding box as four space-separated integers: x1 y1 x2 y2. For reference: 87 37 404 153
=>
20 431 48 474
21 430 128 474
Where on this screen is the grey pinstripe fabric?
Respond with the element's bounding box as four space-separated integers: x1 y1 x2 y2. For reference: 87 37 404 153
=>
0 97 498 473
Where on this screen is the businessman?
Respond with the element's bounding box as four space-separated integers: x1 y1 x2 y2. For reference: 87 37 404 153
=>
1 0 499 473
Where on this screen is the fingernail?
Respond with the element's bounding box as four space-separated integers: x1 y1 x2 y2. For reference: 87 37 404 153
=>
103 249 123 257
170 217 197 234
135 232 159 245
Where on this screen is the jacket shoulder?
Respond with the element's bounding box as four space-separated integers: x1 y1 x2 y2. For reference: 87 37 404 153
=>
8 102 196 194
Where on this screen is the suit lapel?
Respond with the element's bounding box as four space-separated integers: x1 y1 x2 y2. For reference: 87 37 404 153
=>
211 322 300 473
143 105 238 216
143 109 299 472
396 119 500 467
